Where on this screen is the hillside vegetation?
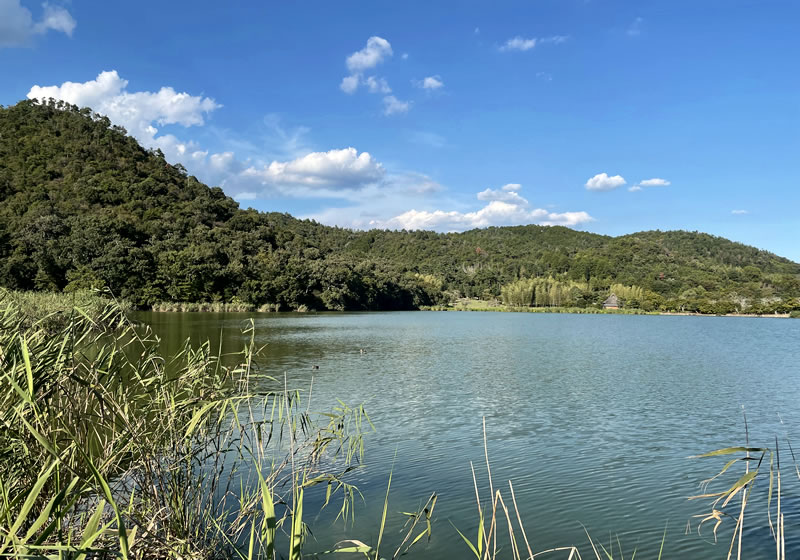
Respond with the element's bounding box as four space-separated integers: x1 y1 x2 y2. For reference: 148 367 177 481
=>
1 99 799 313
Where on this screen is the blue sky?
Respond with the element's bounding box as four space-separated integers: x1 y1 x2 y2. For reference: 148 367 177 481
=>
1 0 798 261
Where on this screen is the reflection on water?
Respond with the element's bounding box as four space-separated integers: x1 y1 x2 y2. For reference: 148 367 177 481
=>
135 310 800 559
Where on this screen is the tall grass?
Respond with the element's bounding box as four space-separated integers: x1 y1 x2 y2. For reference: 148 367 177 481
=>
150 302 283 312
689 413 799 560
0 295 391 558
0 288 132 330
452 418 666 560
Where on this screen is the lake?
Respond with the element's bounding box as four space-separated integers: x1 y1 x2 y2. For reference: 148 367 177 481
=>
136 310 800 558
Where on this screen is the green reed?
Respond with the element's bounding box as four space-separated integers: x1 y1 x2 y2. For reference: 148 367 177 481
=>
0 294 389 558
150 301 282 313
0 288 132 330
689 411 800 560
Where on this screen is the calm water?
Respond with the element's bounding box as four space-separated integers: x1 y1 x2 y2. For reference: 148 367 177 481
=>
136 311 800 558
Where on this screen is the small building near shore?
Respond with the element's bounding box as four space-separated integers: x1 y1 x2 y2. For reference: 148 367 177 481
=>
603 294 620 309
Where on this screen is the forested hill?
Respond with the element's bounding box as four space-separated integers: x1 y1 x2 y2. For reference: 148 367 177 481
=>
1 100 799 313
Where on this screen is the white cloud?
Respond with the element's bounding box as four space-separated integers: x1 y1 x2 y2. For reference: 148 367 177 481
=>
340 74 359 94
341 74 392 95
500 36 537 52
197 146 393 200
477 184 527 204
373 184 593 231
401 52 409 60
0 0 75 47
28 70 220 140
382 95 410 115
731 209 749 215
339 37 394 94
240 147 384 192
209 151 236 171
638 177 671 187
365 76 391 94
340 37 393 94
346 36 393 73
500 35 568 52
340 36 413 116
629 177 670 192
379 204 592 231
33 3 75 35
585 173 626 191
416 75 444 90
536 71 553 82
29 70 124 108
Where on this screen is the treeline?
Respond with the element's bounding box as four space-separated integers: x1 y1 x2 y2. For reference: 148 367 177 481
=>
499 277 800 314
1 99 799 313
500 279 653 309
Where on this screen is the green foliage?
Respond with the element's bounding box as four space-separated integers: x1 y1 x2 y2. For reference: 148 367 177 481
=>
1 100 799 314
0 295 378 558
501 277 590 308
609 283 644 306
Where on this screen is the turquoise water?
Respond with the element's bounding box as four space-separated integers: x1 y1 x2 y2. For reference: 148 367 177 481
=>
137 311 800 558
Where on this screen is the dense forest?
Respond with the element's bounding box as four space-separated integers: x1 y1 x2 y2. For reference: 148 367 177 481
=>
1 99 799 313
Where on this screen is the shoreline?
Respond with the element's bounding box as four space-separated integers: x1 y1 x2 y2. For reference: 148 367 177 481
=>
420 304 793 319
143 305 793 319
658 311 790 318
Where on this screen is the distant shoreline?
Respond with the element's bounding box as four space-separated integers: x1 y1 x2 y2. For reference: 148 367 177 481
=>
419 302 794 319
140 300 795 319
657 311 790 319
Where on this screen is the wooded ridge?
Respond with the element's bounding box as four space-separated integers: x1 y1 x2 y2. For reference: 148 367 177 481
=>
2 100 798 313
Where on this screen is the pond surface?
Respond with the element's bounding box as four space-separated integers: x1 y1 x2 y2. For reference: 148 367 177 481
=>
136 310 800 559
